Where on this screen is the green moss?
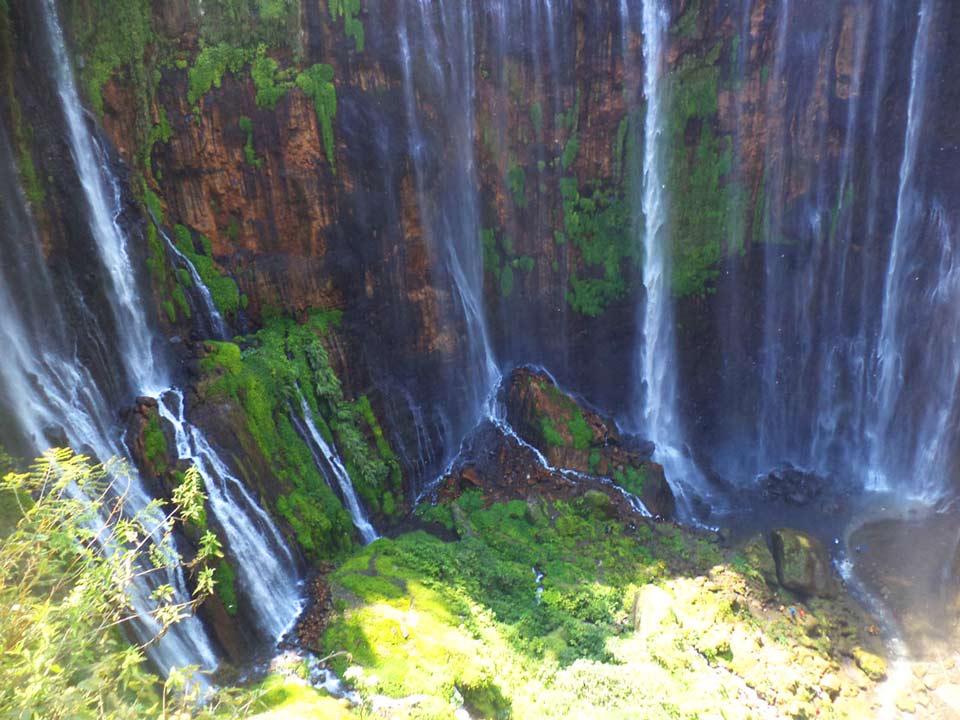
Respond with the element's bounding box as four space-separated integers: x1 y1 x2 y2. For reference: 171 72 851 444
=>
65 0 153 117
664 45 734 297
214 559 239 615
612 465 647 497
507 162 527 208
296 64 338 169
142 413 168 475
673 0 701 39
566 410 592 451
194 0 300 54
561 132 580 170
530 102 543 134
541 419 564 448
249 674 357 718
328 0 365 52
173 224 242 316
197 311 402 558
483 227 536 293
250 53 295 108
560 179 637 317
187 42 250 106
239 116 263 169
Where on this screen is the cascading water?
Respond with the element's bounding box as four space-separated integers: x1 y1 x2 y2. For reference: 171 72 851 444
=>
867 0 939 497
625 0 712 517
393 0 500 477
157 390 302 642
41 0 162 396
292 391 379 544
0 122 219 673
677 0 958 512
156 223 228 341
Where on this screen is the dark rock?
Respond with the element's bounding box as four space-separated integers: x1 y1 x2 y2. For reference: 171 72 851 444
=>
759 464 828 506
500 367 675 518
770 528 839 597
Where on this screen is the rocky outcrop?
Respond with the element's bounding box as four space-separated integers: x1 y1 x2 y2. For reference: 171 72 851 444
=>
434 418 654 526
502 367 675 517
771 528 840 597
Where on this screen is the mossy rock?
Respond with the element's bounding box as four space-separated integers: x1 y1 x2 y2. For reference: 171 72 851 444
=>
771 528 838 597
852 647 887 681
740 534 778 586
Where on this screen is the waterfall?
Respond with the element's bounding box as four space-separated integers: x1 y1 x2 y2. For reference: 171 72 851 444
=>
41 0 162 396
626 0 712 517
394 0 500 474
293 391 379 544
868 0 940 497
156 224 229 340
157 390 302 642
0 125 219 674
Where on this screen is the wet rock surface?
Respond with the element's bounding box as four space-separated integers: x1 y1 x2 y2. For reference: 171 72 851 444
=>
500 367 675 517
759 464 828 506
771 527 840 598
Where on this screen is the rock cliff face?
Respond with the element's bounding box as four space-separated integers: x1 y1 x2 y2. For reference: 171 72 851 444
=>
5 0 960 530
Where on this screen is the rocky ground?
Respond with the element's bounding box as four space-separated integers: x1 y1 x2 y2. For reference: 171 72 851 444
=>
228 368 960 719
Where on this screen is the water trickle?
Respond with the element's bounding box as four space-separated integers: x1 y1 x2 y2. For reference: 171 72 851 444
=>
158 389 302 642
293 390 379 544
155 223 229 340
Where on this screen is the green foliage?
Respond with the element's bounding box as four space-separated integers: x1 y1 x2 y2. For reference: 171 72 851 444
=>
329 0 365 52
187 42 250 106
561 132 580 170
214 559 239 615
560 178 637 317
323 496 660 713
530 102 544 134
143 107 173 172
194 0 300 54
0 450 220 717
250 52 295 108
239 116 263 169
665 46 732 297
142 413 168 475
482 227 535 297
541 419 564 447
507 162 527 208
198 311 402 557
173 224 242 316
612 465 647 497
66 0 153 116
296 64 338 169
674 0 701 39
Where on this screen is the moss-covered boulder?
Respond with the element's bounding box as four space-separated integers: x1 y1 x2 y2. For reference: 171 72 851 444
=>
852 647 887 681
502 367 675 517
123 397 175 480
771 528 839 597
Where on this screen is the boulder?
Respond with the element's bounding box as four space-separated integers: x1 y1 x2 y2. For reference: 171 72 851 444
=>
501 368 675 518
759 464 827 506
740 534 779 586
771 528 839 597
852 647 887 681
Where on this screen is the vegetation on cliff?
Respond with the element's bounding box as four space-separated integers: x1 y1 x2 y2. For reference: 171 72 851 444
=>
197 310 403 559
